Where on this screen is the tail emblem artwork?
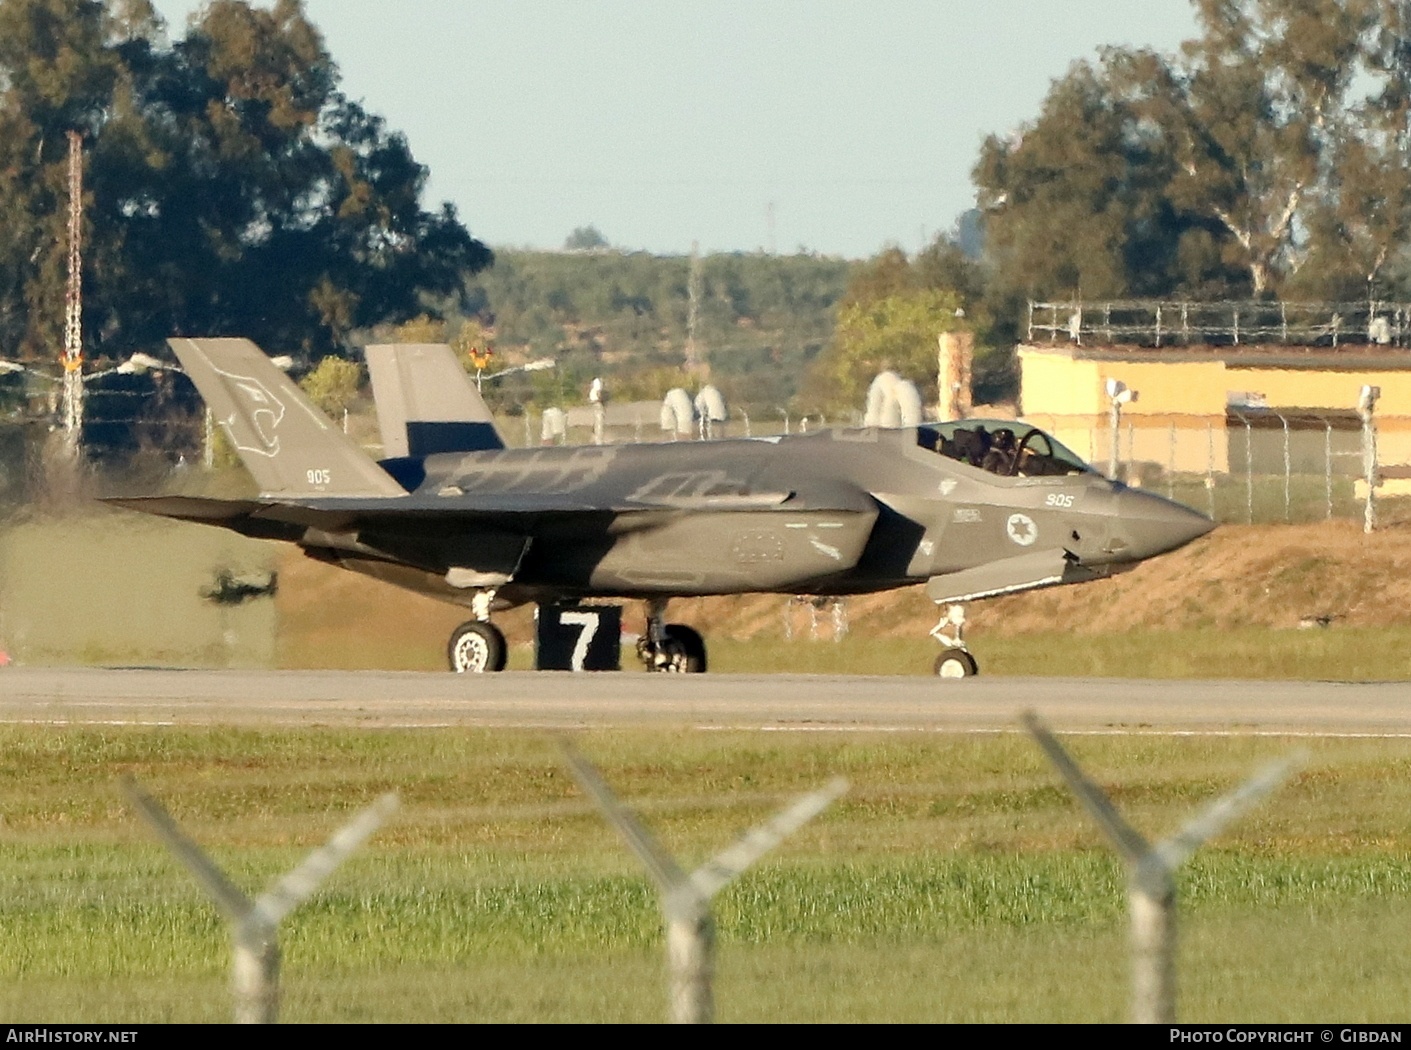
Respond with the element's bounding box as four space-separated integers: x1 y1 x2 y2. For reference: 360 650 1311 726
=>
216 367 287 458
108 338 1216 677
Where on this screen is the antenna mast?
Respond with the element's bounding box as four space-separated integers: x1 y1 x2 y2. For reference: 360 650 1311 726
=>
685 240 703 376
62 129 84 456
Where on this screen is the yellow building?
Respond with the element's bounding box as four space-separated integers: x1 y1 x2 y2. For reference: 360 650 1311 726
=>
1018 341 1411 477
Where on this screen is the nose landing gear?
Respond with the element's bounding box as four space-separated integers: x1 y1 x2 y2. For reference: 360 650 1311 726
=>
930 603 978 678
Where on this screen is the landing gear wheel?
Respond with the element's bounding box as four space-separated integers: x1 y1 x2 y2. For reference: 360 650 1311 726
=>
654 624 707 673
448 621 508 673
934 648 978 678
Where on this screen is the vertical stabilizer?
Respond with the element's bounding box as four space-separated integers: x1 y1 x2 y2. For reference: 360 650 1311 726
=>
365 343 506 457
170 338 404 499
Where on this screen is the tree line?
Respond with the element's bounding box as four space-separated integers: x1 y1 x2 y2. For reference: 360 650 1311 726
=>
9 0 1410 439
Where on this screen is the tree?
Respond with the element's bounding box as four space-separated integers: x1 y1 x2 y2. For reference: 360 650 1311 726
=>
975 50 1244 304
564 225 609 251
807 287 963 414
1133 0 1370 296
0 0 492 366
1291 0 1411 299
298 354 361 417
974 0 1380 302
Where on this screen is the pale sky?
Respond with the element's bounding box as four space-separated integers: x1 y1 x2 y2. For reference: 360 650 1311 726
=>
151 1 1200 259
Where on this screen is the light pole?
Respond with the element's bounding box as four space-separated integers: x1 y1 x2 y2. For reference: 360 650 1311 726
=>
1106 378 1138 481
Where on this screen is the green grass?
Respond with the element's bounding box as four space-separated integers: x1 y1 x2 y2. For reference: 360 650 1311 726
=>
0 726 1409 1021
691 627 1411 680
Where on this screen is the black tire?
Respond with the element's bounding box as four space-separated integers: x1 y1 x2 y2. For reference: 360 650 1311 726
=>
657 623 707 673
448 621 508 673
933 648 978 679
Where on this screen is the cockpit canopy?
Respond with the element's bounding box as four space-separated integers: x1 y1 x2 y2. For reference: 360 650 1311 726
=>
918 420 1093 478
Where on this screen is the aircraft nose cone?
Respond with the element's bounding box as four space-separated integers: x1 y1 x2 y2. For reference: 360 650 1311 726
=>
1107 489 1216 562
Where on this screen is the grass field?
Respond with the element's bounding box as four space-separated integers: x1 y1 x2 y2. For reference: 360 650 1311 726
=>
490 627 1411 680
2 725 1409 1023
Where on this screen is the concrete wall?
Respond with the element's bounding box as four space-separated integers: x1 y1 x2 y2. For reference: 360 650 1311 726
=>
0 510 277 667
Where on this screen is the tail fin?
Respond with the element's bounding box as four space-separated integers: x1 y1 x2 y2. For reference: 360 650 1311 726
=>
365 343 506 457
169 338 404 499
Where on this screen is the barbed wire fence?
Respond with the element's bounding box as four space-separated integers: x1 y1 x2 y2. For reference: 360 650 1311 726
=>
1027 299 1411 349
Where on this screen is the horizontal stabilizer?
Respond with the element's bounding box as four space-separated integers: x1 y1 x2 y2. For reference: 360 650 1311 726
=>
925 548 1100 603
170 338 405 500
102 495 308 543
104 495 263 522
366 343 506 457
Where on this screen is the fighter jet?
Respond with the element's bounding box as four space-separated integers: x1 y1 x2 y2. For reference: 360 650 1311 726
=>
108 338 1214 676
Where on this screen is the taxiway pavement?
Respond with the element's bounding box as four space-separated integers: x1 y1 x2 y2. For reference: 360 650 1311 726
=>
0 667 1408 736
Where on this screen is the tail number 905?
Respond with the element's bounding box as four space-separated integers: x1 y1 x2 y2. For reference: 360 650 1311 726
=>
306 468 332 486
1044 493 1075 509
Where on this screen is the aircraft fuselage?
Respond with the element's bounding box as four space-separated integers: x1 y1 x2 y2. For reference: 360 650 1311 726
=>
314 426 1212 609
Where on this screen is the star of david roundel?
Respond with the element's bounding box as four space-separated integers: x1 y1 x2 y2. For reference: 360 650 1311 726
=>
1006 513 1038 547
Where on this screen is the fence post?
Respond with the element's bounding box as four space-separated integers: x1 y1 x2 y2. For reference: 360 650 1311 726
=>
1206 421 1216 520
1244 416 1254 524
1325 421 1333 520
1022 713 1297 1024
561 742 846 1024
1281 414 1291 523
1167 422 1176 499
121 776 398 1024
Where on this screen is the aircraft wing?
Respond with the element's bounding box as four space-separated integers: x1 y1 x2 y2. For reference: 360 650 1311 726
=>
105 487 856 532
924 547 1101 603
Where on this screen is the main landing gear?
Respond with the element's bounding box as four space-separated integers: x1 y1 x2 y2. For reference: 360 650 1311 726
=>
448 620 508 673
447 593 709 674
448 589 508 673
635 598 707 673
930 603 978 678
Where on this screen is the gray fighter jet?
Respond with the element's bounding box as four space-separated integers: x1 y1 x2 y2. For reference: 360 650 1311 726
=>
108 338 1214 676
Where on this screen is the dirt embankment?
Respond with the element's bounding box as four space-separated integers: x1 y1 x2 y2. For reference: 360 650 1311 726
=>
276 518 1411 664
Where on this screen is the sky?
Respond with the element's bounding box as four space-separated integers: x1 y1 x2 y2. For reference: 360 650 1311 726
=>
151 1 1201 259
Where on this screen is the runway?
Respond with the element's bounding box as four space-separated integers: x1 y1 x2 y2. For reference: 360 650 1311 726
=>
1 667 1410 736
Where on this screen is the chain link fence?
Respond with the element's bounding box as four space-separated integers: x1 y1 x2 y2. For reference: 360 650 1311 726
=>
1021 411 1393 525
